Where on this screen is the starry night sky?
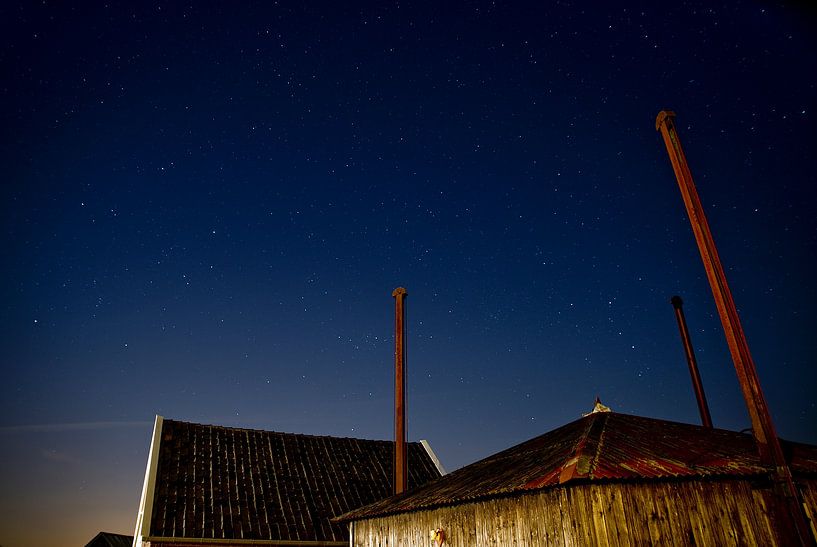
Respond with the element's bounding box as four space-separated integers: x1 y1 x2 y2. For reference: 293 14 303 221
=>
1 2 816 545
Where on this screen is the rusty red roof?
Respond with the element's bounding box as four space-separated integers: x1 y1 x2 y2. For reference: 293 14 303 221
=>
336 412 817 521
148 419 442 542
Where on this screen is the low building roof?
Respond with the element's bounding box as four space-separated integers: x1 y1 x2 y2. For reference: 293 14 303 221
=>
337 412 817 521
136 417 442 544
84 532 133 547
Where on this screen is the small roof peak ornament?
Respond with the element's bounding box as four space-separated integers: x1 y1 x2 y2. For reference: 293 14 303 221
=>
583 396 612 416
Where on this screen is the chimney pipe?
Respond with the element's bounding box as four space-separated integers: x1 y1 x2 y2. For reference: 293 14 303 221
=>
670 296 713 428
392 287 408 495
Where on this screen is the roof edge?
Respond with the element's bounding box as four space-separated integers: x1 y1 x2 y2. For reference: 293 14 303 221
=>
159 417 428 445
420 439 446 476
133 415 164 547
143 537 346 546
336 468 784 523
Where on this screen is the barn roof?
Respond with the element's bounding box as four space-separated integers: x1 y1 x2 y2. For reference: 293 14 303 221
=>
134 417 443 544
337 411 817 521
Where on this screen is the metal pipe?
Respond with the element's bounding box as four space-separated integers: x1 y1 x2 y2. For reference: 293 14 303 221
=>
656 111 813 545
670 296 713 428
392 287 408 495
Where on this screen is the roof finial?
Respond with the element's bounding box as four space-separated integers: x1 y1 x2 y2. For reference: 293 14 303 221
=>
583 396 611 416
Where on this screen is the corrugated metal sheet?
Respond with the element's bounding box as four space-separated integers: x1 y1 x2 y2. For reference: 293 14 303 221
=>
337 412 817 521
150 419 442 542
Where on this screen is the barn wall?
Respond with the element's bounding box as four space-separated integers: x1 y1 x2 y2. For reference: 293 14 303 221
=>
352 478 817 546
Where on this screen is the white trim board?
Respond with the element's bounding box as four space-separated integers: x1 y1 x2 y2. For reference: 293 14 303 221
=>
420 439 446 476
133 415 164 547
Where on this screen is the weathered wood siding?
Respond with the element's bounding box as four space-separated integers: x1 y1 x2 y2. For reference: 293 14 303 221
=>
352 479 817 546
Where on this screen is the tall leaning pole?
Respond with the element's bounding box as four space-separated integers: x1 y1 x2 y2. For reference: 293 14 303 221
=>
656 110 813 545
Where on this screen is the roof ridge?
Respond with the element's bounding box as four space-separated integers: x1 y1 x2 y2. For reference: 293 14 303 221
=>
557 412 609 484
590 412 609 477
162 418 423 444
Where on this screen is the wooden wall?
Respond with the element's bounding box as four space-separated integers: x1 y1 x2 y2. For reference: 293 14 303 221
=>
352 479 817 546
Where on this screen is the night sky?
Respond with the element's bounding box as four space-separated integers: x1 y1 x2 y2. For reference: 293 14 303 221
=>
2 2 816 545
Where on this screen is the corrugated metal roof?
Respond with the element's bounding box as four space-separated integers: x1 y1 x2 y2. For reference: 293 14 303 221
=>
336 412 817 521
149 419 442 542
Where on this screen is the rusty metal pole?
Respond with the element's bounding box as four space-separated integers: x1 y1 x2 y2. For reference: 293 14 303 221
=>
656 111 813 545
392 287 408 495
670 296 713 429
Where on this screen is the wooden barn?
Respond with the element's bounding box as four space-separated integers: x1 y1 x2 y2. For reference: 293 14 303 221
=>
337 410 817 546
132 416 444 547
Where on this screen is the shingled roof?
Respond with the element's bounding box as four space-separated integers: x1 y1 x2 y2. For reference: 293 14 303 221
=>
133 417 444 545
337 411 817 521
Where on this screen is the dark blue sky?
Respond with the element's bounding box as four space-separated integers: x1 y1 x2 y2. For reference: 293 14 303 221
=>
2 2 816 545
